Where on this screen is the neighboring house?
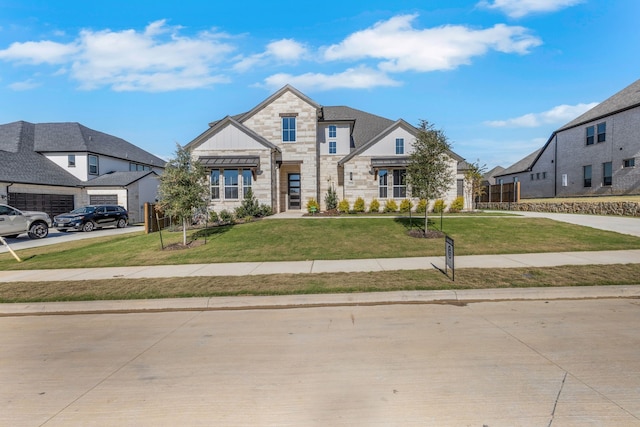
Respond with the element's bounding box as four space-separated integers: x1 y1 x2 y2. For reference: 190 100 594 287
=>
497 78 640 198
0 121 165 223
483 165 505 185
186 85 466 213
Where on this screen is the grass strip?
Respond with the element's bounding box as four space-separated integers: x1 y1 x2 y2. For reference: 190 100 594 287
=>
1 264 639 303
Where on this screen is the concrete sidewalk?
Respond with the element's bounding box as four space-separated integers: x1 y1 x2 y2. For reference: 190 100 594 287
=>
1 249 639 283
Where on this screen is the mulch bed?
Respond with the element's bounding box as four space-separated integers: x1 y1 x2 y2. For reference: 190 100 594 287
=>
407 229 445 239
163 240 206 250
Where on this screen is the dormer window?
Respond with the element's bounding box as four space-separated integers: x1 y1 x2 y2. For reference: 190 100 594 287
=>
68 154 76 167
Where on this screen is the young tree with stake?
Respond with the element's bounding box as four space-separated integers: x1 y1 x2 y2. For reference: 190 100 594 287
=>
156 144 210 246
407 120 455 236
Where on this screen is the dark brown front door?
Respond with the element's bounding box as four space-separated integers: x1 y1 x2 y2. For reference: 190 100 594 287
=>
288 173 301 210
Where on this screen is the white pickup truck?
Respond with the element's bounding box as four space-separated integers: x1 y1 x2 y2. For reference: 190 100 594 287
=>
0 203 52 239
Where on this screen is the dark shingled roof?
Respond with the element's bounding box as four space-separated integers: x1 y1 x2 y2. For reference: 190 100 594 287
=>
0 121 165 187
0 121 83 187
558 78 640 131
495 149 541 177
33 122 165 167
84 171 158 187
321 106 395 150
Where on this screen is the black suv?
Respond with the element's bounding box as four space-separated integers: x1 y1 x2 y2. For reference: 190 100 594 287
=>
53 205 128 232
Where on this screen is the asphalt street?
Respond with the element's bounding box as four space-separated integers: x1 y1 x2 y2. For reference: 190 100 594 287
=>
2 298 639 426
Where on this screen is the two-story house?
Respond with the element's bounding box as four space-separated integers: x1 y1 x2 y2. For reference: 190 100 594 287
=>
497 78 640 198
0 121 165 223
186 85 465 213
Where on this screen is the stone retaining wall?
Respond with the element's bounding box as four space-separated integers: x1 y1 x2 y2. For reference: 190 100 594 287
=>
476 201 640 217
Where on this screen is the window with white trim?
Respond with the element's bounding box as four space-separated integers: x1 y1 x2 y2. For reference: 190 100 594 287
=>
282 117 296 142
88 154 99 175
211 169 220 199
224 169 239 199
329 141 336 154
242 169 252 196
379 169 388 198
328 125 336 138
395 138 404 155
393 169 406 198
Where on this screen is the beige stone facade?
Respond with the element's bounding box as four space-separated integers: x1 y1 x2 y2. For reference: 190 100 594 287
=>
186 85 465 214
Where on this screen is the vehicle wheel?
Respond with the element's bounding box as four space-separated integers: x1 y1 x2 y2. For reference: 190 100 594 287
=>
116 218 127 228
82 221 95 232
4 234 19 239
28 222 49 239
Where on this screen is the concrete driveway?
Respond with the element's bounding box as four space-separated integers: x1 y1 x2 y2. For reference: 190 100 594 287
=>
2 298 639 426
0 225 143 254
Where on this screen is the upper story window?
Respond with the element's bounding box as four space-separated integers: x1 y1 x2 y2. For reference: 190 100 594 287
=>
282 116 296 142
586 126 594 145
68 154 76 167
603 162 612 186
395 138 404 155
624 158 635 168
328 125 336 138
597 122 606 143
329 141 336 154
129 162 151 171
88 154 99 175
583 165 592 187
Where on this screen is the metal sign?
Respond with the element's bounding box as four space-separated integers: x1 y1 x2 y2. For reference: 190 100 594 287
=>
445 236 454 281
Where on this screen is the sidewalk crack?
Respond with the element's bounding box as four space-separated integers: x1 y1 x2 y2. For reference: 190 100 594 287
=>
547 371 567 427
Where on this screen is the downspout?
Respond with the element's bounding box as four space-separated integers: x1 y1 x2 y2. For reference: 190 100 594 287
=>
5 183 13 202
552 134 557 197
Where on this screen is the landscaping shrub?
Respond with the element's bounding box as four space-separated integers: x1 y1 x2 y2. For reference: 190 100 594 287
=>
209 210 219 223
369 198 380 213
383 199 398 213
218 209 234 224
258 204 273 217
415 199 427 213
235 189 260 218
325 185 338 210
432 199 446 213
450 196 464 213
353 197 366 213
306 198 320 214
399 199 413 213
338 199 350 213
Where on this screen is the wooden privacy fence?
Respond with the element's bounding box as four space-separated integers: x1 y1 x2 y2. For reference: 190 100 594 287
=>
144 202 172 233
477 182 520 204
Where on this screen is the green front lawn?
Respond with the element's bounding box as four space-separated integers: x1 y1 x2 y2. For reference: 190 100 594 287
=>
1 216 639 271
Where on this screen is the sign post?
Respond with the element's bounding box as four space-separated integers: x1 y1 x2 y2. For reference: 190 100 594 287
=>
0 236 22 262
445 235 454 281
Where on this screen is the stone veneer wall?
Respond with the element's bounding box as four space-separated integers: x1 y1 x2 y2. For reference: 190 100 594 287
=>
476 201 640 217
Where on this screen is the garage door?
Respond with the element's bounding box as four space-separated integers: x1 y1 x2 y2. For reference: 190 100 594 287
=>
8 193 74 217
89 194 118 205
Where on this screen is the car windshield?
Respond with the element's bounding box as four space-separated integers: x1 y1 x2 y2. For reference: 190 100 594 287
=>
70 207 96 214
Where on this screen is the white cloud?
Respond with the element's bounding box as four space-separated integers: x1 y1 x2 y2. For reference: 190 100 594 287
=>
8 79 41 91
0 40 79 64
262 66 401 91
477 0 584 18
323 14 541 72
233 39 307 72
0 20 235 92
485 102 598 128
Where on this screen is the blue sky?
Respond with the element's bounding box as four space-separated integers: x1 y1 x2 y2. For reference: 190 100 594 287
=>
0 0 638 170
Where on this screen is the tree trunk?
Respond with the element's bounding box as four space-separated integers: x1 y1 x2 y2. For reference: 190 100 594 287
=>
182 217 188 246
424 206 428 236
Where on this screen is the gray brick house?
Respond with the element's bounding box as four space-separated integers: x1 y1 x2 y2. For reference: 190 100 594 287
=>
186 85 466 213
0 121 165 222
497 78 640 198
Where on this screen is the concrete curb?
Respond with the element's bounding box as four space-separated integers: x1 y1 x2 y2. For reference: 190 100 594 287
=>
2 285 638 316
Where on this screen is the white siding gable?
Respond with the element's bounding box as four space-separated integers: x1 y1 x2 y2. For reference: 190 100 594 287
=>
198 123 270 151
360 127 415 156
319 123 350 155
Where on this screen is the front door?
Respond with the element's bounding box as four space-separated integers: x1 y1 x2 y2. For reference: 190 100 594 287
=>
288 173 301 210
